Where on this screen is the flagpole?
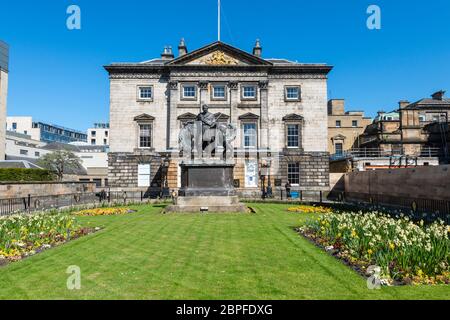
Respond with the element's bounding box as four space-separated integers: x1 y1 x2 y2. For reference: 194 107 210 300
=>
218 0 221 41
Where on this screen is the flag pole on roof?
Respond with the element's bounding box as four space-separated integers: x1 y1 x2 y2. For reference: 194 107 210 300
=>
218 0 221 41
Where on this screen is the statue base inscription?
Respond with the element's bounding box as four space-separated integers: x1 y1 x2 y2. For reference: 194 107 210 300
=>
179 163 235 197
165 162 247 213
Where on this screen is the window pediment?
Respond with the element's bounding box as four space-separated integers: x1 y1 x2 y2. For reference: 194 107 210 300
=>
134 114 155 122
331 134 346 141
214 112 230 122
282 114 303 121
239 112 260 120
177 112 197 121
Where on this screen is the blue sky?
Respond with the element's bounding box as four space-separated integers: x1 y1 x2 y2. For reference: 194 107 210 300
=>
1 0 449 131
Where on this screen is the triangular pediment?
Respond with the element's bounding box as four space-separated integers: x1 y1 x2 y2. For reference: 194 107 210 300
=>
177 112 197 121
331 134 346 140
168 41 272 66
214 112 230 121
239 112 260 120
134 113 155 121
282 114 304 121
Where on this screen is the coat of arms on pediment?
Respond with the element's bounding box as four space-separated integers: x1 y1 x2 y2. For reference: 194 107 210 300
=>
189 50 239 66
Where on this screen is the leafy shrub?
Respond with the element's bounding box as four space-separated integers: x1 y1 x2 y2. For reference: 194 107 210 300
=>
0 168 55 182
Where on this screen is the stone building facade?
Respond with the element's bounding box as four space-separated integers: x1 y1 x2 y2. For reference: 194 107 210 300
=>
327 99 372 155
0 40 9 160
360 90 450 162
105 40 332 197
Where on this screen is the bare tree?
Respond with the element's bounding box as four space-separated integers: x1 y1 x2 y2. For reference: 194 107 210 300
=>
37 150 82 181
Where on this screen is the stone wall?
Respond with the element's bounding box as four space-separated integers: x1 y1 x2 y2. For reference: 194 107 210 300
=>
275 151 329 191
330 173 345 191
108 152 162 190
345 165 450 201
0 182 95 199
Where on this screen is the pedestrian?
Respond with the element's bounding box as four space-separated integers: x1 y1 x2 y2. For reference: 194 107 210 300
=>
99 189 106 201
285 182 292 200
171 189 177 201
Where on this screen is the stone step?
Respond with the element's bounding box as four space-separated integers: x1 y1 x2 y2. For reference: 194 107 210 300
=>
165 204 248 213
166 196 247 213
175 195 241 206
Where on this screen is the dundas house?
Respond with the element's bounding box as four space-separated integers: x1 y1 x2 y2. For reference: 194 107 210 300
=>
104 40 332 198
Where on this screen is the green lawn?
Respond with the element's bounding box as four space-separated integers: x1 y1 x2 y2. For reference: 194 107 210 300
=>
0 203 448 300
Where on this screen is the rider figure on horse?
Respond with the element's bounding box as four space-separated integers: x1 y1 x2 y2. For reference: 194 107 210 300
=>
197 104 217 134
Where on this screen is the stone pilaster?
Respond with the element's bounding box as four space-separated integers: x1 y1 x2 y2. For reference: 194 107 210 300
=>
259 80 269 150
199 81 209 111
229 81 239 149
168 81 178 149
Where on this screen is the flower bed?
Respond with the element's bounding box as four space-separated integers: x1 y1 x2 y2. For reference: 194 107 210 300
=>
287 205 332 214
0 212 95 264
298 212 450 285
74 207 135 217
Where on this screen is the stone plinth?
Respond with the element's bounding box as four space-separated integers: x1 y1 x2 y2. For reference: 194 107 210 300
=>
179 163 235 196
165 196 247 213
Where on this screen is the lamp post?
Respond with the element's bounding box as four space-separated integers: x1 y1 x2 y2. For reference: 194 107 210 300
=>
266 158 273 198
161 157 170 198
260 172 266 199
260 158 272 199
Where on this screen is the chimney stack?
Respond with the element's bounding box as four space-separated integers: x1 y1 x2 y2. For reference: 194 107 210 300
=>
432 90 445 101
398 100 410 109
178 38 187 57
327 99 345 115
161 46 174 60
253 39 262 57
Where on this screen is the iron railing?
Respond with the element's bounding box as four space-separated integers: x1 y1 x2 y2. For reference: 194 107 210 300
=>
330 147 441 161
0 193 98 216
0 190 172 217
343 192 450 224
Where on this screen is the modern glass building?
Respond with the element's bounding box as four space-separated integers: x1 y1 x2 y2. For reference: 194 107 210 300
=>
32 121 87 144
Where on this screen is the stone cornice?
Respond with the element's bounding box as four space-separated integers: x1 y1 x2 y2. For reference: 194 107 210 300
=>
269 74 328 79
105 64 333 78
108 71 329 80
170 70 269 78
109 73 163 80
